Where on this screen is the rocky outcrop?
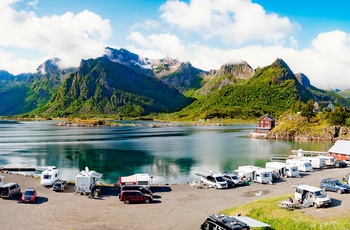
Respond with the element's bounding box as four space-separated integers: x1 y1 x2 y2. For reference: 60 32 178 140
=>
266 126 350 141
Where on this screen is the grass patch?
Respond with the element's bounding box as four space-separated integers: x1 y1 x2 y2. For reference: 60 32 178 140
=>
221 194 350 230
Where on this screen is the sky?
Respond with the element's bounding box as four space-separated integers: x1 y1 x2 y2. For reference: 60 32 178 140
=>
1 0 350 90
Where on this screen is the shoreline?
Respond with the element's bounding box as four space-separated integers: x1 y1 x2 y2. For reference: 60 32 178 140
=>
2 167 350 229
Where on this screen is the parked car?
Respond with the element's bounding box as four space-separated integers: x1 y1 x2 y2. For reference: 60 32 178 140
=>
119 190 153 204
121 185 153 196
320 178 350 194
201 214 250 230
0 183 21 199
52 180 68 192
222 173 244 187
335 161 347 168
21 188 37 203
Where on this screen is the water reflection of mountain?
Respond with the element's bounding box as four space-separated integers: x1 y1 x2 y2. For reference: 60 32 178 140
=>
31 144 196 184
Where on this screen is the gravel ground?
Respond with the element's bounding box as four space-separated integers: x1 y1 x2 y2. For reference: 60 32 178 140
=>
1 167 350 230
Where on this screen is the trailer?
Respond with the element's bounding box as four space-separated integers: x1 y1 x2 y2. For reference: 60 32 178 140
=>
265 161 299 178
300 157 325 169
41 168 60 186
317 156 335 167
119 173 151 188
286 159 313 172
234 165 272 184
75 167 103 194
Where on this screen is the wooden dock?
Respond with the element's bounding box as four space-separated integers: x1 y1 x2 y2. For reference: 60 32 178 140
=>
0 166 56 172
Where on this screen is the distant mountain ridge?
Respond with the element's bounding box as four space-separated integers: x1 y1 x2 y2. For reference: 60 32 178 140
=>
1 47 350 119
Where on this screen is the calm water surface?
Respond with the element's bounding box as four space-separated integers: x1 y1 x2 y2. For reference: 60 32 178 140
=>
0 120 333 184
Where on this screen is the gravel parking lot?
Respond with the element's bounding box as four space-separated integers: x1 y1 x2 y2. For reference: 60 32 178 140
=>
1 167 350 230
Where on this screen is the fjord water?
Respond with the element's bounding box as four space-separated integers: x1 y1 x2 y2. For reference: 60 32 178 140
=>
0 120 333 184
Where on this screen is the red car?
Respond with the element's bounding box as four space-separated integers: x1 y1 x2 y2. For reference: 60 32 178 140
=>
21 188 37 203
119 190 153 204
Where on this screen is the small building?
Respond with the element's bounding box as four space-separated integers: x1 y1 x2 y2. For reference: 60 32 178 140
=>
328 140 350 161
314 101 334 112
254 114 275 134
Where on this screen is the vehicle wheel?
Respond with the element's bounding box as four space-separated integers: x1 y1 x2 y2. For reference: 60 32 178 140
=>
337 189 342 194
145 199 150 204
321 187 326 192
313 203 318 208
124 199 130 204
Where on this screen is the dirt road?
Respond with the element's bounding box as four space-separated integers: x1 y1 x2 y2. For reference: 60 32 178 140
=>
1 167 350 230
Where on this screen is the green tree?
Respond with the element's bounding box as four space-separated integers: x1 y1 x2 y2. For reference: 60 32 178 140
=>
300 100 314 120
327 106 350 125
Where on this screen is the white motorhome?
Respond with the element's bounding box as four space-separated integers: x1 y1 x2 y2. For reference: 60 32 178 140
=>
119 173 152 188
294 184 331 208
317 156 335 167
300 157 325 169
234 166 272 184
195 170 228 189
265 162 299 177
75 167 103 193
41 168 60 186
286 159 313 172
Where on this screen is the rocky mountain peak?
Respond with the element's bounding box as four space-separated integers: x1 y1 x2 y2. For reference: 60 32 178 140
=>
295 73 311 88
210 61 255 80
36 57 62 75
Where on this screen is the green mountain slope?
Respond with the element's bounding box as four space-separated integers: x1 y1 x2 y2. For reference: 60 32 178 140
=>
171 58 315 120
36 56 194 117
0 59 74 116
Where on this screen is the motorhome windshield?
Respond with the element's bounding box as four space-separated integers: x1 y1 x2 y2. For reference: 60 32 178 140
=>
215 176 225 182
314 190 327 197
43 175 52 179
262 173 270 178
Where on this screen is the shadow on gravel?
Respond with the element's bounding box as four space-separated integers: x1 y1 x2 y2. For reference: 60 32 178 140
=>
17 196 48 204
99 185 119 197
150 186 172 193
329 198 342 208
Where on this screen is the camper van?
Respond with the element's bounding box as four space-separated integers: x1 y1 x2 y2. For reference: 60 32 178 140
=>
75 167 103 194
286 159 313 172
300 157 325 169
119 174 152 188
234 166 272 184
265 162 299 178
317 156 335 167
195 170 228 189
41 168 60 186
294 184 331 208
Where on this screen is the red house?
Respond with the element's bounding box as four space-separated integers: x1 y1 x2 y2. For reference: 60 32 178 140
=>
255 114 275 133
328 140 350 161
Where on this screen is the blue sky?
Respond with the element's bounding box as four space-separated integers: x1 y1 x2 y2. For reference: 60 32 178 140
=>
1 0 350 90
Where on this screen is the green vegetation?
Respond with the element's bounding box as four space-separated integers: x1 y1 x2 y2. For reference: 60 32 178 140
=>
222 195 350 230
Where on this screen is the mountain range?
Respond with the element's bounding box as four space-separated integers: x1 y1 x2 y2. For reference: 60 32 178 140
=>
1 47 350 119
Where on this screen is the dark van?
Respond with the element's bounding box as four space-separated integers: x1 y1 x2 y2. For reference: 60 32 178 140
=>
0 183 21 199
121 185 153 196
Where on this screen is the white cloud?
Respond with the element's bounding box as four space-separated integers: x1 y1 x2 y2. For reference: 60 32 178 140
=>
159 0 299 45
131 19 160 30
128 29 350 90
0 1 112 74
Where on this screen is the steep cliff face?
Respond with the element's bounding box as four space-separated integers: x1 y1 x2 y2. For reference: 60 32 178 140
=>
295 73 311 88
197 61 255 96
